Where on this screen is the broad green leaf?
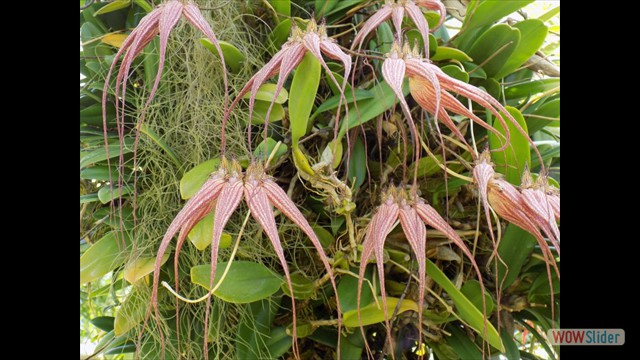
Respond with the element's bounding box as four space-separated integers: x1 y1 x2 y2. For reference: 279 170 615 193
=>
530 141 559 170
461 280 494 314
312 225 334 249
179 158 219 200
123 253 169 284
526 98 560 134
289 52 321 147
538 6 560 22
340 331 365 358
94 0 131 16
409 154 444 178
489 106 531 184
496 224 537 290
80 193 100 204
243 83 288 104
191 261 283 303
80 102 115 127
114 286 149 336
101 33 128 48
281 273 317 300
501 329 521 360
80 138 133 169
440 64 469 83
286 321 317 338
325 71 351 96
426 259 505 352
505 78 559 99
462 61 487 79
338 80 409 139
467 24 521 78
80 231 131 285
373 22 393 55
250 100 285 124
80 165 131 182
343 297 418 327
446 324 483 359
347 136 366 190
98 185 132 204
187 210 232 251
431 47 473 62
311 88 373 121
325 0 365 17
90 316 115 332
268 19 292 54
133 0 153 12
236 298 279 359
199 39 245 73
254 138 288 162
315 0 338 18
269 0 290 18
338 267 374 313
265 326 292 358
528 267 560 298
494 20 548 79
459 0 533 36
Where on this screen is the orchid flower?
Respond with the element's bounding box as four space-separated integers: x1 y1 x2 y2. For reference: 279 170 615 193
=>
351 0 446 55
150 159 340 359
472 153 559 320
382 41 536 157
357 186 486 357
224 18 351 153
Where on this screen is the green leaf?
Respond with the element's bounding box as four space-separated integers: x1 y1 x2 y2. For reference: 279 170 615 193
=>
311 88 373 121
538 6 560 22
440 64 470 83
269 0 290 18
289 52 321 147
90 316 115 332
80 138 133 169
496 224 537 290
243 82 288 104
461 280 494 314
236 298 279 359
501 329 521 360
409 154 444 178
347 136 366 190
250 100 285 124
338 80 409 139
143 38 159 92
97 185 132 204
268 19 292 54
446 324 483 359
80 231 131 285
373 22 393 55
94 0 131 16
494 20 548 79
526 98 560 134
432 47 473 62
528 266 560 298
254 138 288 162
133 0 153 12
338 267 374 313
199 39 245 73
462 61 487 79
467 24 521 78
312 225 334 249
286 321 317 338
426 259 505 352
123 253 169 284
80 102 116 127
343 297 418 327
80 193 100 204
489 106 531 184
459 0 533 35
265 326 292 358
315 0 338 18
191 261 284 303
280 273 317 300
114 286 149 336
80 165 131 182
105 343 136 355
505 78 559 99
325 0 365 17
179 158 219 200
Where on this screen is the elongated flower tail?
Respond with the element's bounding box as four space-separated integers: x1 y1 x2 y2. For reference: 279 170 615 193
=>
520 171 560 252
415 0 447 29
548 191 560 221
472 153 496 235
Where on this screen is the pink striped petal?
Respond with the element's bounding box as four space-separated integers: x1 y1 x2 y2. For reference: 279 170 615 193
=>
405 1 431 54
263 43 306 129
244 179 299 357
472 153 496 242
415 0 447 29
391 5 405 38
351 5 392 51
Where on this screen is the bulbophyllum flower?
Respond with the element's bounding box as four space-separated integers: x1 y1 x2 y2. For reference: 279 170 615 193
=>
520 169 560 250
150 159 340 359
382 41 532 152
357 186 486 356
472 153 559 318
351 0 447 54
224 18 352 151
102 0 229 155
